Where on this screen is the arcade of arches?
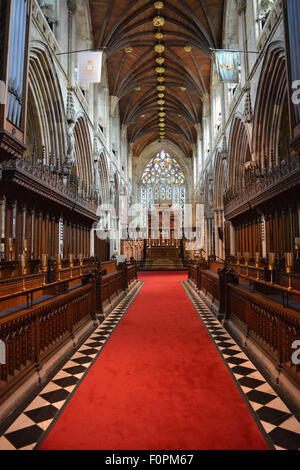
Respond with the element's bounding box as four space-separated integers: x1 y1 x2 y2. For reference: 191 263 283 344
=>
0 0 299 451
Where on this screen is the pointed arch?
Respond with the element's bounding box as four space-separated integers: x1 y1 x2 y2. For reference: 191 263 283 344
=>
74 116 93 190
228 116 251 192
26 41 67 166
252 41 289 166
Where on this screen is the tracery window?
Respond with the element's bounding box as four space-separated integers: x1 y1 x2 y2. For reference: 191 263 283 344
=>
140 151 185 226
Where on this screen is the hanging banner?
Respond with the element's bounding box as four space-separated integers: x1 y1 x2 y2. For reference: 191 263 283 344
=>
214 51 240 83
78 51 103 83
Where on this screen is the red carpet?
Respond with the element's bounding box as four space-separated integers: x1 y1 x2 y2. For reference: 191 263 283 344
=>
40 271 269 450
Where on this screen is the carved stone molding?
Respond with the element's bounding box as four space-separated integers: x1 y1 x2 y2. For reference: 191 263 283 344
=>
243 92 253 123
67 0 77 15
236 0 246 15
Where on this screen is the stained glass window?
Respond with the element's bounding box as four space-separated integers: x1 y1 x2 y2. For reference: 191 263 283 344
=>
141 151 186 226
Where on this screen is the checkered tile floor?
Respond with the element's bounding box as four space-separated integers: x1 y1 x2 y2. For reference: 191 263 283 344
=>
182 280 300 451
0 281 144 451
0 277 299 451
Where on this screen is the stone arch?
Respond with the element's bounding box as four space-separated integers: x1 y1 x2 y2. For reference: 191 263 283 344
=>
213 152 226 210
26 42 67 167
136 141 193 203
98 152 110 204
252 41 289 166
228 116 252 192
73 115 93 190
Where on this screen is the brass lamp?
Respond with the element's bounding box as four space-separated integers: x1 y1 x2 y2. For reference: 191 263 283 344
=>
255 252 260 280
244 252 250 277
285 253 294 291
20 254 26 290
42 254 48 286
56 253 62 280
8 238 13 260
79 253 83 275
237 252 241 275
268 253 275 285
295 237 300 260
69 253 74 278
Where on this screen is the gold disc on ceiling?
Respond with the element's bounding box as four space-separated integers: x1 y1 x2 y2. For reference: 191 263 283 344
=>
157 85 165 91
180 87 187 91
157 99 165 105
157 76 165 82
155 44 165 54
156 57 165 65
155 32 164 40
159 107 165 111
159 118 165 122
158 93 164 98
153 16 165 27
156 67 165 74
184 46 192 52
159 123 165 127
159 112 166 117
154 1 164 9
125 46 133 53
135 87 141 91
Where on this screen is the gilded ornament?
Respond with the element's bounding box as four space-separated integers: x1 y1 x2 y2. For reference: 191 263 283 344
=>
154 44 165 54
153 16 165 27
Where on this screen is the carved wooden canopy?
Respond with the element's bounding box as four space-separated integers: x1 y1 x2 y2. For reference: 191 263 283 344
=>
89 0 224 158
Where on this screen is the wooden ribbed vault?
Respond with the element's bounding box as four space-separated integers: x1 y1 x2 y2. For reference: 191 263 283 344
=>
89 0 224 158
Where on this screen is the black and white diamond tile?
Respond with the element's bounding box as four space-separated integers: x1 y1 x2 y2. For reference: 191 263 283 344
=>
0 282 144 451
182 280 300 452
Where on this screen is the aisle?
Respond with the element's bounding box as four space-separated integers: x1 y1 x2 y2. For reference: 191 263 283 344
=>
39 271 269 450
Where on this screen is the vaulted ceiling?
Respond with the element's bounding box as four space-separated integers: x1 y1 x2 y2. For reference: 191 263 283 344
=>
89 0 225 159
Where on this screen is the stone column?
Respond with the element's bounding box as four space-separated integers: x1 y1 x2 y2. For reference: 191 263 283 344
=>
67 0 77 82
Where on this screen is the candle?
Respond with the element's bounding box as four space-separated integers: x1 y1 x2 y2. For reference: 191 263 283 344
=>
268 253 275 268
56 254 61 266
285 253 293 269
23 240 28 252
42 254 47 267
255 252 260 265
20 254 26 269
244 252 250 263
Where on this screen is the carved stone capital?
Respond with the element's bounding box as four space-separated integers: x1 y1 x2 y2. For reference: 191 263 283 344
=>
236 0 246 15
67 0 77 15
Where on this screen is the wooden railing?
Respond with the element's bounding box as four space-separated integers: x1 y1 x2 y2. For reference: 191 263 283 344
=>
188 263 300 386
0 262 138 403
227 283 300 386
0 281 96 399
